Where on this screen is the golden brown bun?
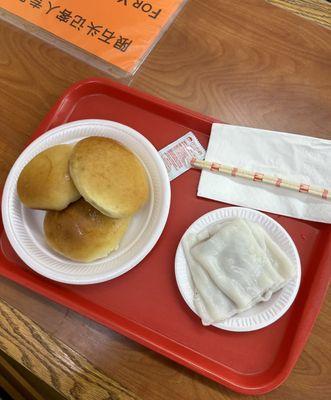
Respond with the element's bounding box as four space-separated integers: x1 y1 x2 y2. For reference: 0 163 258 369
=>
17 145 80 210
44 199 130 262
69 137 149 218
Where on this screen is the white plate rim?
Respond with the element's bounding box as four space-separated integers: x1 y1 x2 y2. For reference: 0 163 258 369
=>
175 207 301 332
2 119 171 285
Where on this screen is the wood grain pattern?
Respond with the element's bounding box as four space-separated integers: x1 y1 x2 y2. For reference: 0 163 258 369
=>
0 351 45 400
0 350 66 400
133 0 331 138
0 278 330 400
267 0 331 29
0 297 140 400
0 0 330 399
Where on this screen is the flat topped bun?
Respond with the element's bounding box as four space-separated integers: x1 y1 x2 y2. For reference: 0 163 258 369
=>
17 144 80 210
44 198 130 262
69 137 149 218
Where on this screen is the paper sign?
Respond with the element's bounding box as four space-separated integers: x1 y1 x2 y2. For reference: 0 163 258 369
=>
0 0 186 73
159 132 206 180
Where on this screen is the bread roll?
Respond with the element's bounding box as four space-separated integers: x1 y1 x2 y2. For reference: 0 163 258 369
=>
69 137 149 218
44 199 130 262
17 145 80 210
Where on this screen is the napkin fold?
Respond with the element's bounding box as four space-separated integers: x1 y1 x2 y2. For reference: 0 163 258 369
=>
198 124 331 223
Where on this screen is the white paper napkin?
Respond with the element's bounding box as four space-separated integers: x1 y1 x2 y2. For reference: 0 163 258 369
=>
198 124 331 223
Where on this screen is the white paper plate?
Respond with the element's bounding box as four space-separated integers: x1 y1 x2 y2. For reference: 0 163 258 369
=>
175 207 301 332
2 120 171 285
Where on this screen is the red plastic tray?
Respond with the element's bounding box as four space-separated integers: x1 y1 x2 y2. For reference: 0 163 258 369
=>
1 78 330 395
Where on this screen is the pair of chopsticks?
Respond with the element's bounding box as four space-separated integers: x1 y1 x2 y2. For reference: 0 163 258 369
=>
191 158 330 201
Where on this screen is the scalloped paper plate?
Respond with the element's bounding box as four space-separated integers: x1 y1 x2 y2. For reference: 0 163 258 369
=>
2 120 171 285
175 207 301 332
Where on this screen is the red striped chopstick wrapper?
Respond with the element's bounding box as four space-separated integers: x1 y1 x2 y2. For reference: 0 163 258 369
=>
191 158 331 201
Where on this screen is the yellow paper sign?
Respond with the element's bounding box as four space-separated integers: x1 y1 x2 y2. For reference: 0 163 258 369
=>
0 0 185 73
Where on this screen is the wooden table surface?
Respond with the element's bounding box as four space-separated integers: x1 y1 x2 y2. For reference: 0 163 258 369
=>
0 0 331 399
